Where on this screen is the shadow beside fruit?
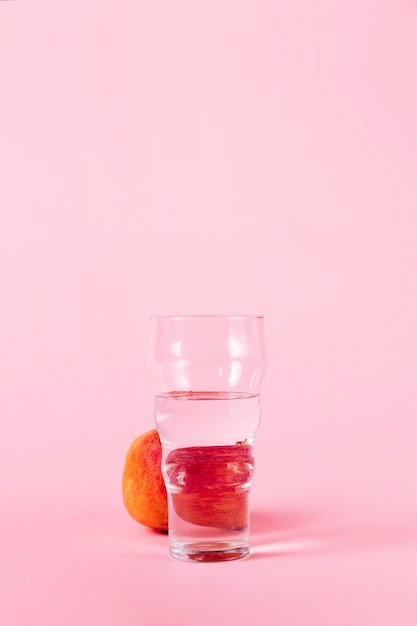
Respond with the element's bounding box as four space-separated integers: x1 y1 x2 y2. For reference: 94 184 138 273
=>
248 508 417 560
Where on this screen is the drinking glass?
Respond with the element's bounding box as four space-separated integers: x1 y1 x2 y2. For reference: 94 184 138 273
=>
148 315 266 562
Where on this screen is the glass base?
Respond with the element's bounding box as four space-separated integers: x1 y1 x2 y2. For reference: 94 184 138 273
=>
169 541 249 563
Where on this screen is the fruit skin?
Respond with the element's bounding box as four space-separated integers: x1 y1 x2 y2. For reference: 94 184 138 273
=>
122 429 168 532
166 444 254 530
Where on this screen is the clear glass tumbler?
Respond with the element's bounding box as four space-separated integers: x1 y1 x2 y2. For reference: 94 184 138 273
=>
148 315 266 562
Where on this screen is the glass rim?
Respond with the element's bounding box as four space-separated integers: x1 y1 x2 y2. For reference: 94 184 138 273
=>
150 314 264 320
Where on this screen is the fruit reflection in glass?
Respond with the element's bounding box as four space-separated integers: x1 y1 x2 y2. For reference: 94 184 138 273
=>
148 315 266 562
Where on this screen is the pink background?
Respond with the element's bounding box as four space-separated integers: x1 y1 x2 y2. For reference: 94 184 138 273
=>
1 1 417 624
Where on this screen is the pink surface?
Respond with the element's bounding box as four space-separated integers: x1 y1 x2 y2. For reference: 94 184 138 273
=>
1 1 417 624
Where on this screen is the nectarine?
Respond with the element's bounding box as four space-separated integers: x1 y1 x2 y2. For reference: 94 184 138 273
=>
123 431 254 533
122 429 168 531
